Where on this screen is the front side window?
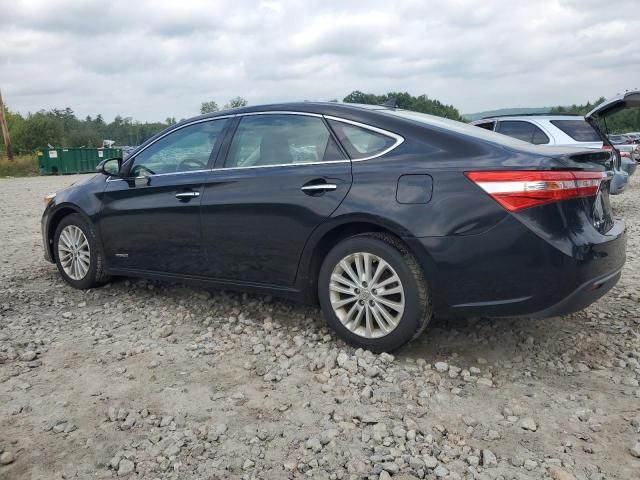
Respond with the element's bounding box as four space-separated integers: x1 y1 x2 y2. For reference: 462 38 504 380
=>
224 114 345 168
497 120 549 145
327 119 397 159
130 119 228 176
550 120 601 142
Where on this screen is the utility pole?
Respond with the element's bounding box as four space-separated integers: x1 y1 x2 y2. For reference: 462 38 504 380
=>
0 89 13 160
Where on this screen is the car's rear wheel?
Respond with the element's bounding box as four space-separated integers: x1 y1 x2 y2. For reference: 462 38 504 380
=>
54 213 110 289
318 233 431 352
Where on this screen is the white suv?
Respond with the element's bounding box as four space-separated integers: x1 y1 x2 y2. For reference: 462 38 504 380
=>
470 114 603 148
470 114 630 194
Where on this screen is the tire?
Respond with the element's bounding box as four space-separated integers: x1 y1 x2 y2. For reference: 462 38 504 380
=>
318 233 432 352
53 213 110 289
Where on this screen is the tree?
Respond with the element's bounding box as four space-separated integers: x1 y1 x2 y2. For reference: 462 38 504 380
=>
550 97 640 133
200 101 219 114
224 96 248 110
343 90 462 120
12 112 64 151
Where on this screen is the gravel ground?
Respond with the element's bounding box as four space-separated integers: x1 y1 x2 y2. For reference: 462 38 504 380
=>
1 173 639 480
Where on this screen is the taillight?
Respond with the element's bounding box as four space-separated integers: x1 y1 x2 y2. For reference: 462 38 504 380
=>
465 170 605 212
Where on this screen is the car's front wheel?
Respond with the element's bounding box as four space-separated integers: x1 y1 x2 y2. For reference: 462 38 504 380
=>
318 233 431 352
53 213 110 289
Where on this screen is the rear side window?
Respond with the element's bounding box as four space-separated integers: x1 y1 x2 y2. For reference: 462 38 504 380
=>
497 120 549 145
327 119 397 159
225 114 345 168
550 120 601 142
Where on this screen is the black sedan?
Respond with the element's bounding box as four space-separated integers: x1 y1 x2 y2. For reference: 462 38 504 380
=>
42 102 626 352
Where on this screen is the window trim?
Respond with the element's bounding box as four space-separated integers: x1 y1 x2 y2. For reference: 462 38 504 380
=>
113 111 405 178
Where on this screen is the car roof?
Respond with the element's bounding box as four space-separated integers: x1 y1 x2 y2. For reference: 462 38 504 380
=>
473 114 584 123
192 101 393 120
134 101 604 162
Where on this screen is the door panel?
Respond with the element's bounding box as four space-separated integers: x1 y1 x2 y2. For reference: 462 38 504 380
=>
98 118 230 275
100 173 207 274
200 162 351 285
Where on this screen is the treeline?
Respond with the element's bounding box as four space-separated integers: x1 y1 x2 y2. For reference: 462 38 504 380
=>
550 97 640 133
1 107 175 154
3 92 638 157
343 90 463 120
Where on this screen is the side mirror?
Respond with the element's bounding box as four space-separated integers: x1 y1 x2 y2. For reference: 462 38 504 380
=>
97 157 122 176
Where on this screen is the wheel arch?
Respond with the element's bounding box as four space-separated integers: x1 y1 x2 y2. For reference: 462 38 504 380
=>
46 204 94 261
297 214 431 304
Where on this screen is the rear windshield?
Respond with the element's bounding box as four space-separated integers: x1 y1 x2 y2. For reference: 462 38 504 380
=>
550 120 601 142
383 110 531 148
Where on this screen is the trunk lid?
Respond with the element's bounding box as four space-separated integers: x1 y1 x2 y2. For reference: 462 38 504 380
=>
585 91 640 120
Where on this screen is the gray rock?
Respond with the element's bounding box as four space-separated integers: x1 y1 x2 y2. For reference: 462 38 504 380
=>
306 437 322 453
0 451 15 465
467 455 480 466
107 406 118 422
434 361 449 373
380 462 399 474
207 423 227 441
159 415 173 427
337 352 349 367
630 442 640 458
63 422 77 433
482 449 497 467
520 417 538 431
154 325 173 338
462 415 478 427
164 443 181 457
121 414 136 430
117 458 135 476
20 350 37 361
434 465 449 477
423 455 438 469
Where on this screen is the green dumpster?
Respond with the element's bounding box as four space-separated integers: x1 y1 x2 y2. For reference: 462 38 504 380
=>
38 147 122 175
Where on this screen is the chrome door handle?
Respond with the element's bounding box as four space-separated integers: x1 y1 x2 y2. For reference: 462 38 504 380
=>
175 191 200 199
301 184 337 192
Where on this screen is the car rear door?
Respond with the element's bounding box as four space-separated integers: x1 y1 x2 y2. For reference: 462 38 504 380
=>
99 118 230 275
199 112 352 286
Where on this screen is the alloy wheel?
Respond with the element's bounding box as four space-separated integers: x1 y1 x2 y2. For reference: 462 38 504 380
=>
329 252 405 338
58 225 91 280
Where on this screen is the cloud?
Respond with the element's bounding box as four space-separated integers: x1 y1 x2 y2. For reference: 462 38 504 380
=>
1 0 638 121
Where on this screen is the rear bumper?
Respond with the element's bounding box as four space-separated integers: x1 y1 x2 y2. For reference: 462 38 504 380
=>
405 215 626 319
526 268 621 318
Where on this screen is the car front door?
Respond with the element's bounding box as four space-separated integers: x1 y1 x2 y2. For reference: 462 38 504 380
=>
199 113 352 286
99 117 230 275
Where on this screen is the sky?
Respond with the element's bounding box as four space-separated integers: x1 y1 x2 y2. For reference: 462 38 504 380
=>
1 0 639 122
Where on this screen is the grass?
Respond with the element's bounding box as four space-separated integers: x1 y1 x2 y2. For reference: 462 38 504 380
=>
0 154 39 177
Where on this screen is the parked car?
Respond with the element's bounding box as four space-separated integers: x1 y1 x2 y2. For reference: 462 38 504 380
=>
608 134 636 145
609 135 640 162
618 150 637 176
42 102 626 352
471 114 631 193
